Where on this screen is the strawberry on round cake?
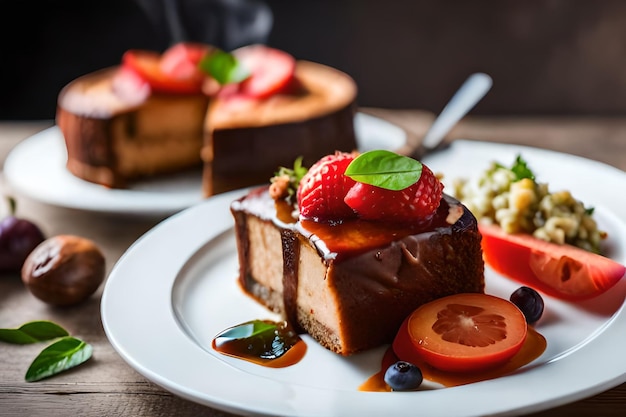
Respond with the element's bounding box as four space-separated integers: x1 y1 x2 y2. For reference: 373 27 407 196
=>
231 150 485 355
57 43 358 196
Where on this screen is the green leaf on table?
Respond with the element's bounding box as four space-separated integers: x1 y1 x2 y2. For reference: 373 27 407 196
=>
344 150 423 190
0 321 69 344
25 336 93 382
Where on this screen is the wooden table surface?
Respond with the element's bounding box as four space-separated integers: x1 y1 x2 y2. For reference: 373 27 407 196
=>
0 109 625 417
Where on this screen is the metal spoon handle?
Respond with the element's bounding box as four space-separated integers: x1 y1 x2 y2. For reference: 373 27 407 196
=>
421 72 493 151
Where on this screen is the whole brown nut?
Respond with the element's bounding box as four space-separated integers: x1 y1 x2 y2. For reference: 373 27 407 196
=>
21 235 106 307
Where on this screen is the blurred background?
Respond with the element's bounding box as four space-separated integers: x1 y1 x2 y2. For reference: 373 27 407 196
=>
2 0 626 120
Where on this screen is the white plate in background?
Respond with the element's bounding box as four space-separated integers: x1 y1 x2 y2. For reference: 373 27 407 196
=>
3 113 405 217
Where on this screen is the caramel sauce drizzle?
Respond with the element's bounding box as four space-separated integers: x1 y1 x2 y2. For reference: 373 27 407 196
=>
359 327 547 391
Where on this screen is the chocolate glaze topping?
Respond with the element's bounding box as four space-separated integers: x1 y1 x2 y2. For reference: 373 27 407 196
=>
280 229 302 333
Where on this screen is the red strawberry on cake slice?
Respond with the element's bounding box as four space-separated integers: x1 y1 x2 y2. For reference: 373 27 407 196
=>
232 44 297 98
297 151 359 221
343 150 444 222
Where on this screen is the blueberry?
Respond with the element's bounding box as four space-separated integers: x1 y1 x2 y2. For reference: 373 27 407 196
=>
510 286 544 325
384 361 423 391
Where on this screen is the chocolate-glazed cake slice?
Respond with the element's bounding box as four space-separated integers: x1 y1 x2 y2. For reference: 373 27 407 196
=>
231 187 485 355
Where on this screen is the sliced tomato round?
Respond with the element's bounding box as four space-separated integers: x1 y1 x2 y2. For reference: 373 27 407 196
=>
392 293 528 373
232 44 296 98
479 223 625 301
121 47 205 94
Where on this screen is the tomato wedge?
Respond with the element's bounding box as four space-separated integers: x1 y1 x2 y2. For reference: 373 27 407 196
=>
121 43 208 94
392 293 528 373
479 223 625 301
232 44 296 98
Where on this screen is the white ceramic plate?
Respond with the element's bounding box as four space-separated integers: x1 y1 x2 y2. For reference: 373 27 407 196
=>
101 140 626 417
3 113 405 217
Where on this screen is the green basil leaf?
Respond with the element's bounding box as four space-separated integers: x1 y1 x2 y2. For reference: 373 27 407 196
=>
0 321 69 344
25 336 93 382
344 150 422 190
199 49 250 85
216 320 276 341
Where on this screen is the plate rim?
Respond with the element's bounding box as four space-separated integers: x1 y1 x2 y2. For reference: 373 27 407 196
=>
101 140 626 417
3 112 406 217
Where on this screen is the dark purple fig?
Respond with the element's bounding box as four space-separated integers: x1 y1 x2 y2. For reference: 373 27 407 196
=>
0 215 46 272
